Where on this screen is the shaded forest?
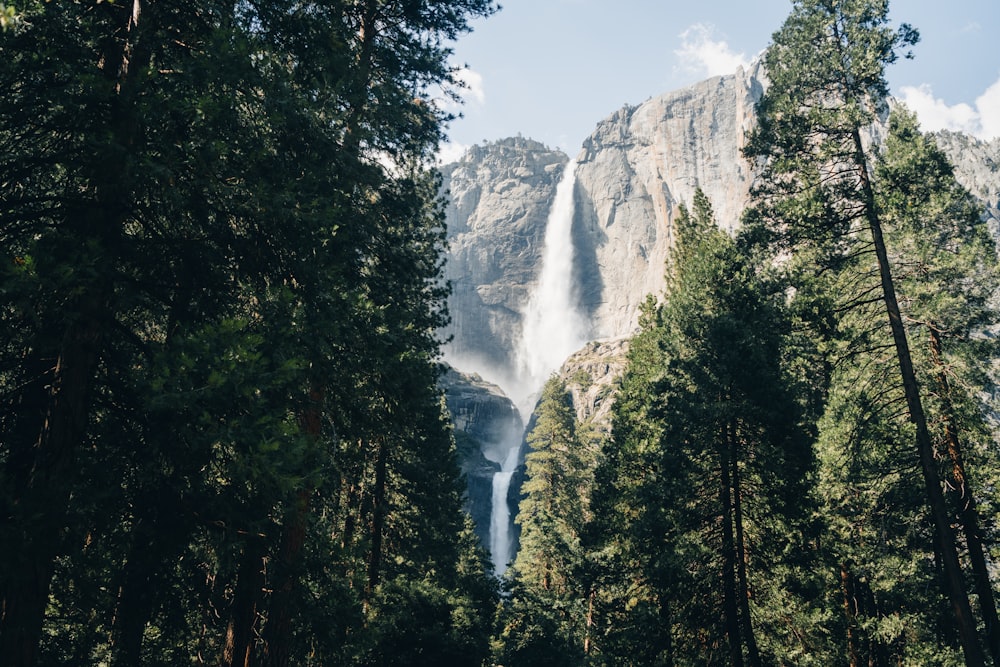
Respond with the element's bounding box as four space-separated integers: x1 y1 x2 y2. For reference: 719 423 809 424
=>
2 1 1000 666
0 1 498 665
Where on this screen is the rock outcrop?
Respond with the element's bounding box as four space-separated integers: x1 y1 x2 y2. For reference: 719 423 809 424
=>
574 64 764 340
557 338 630 435
439 138 568 392
440 367 523 548
933 131 1000 234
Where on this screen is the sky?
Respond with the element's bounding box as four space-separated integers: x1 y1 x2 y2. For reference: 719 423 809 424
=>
437 0 1000 161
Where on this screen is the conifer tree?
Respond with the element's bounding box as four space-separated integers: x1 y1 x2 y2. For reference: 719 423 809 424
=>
496 376 595 666
0 1 498 664
591 193 822 665
744 1 994 663
877 107 1000 662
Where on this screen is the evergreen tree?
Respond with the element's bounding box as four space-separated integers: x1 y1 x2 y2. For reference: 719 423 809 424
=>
0 1 499 665
876 107 1000 662
591 192 823 665
744 1 997 663
496 376 596 665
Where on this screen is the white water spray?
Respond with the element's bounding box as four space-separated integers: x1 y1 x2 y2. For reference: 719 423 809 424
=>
516 159 589 408
488 444 521 574
488 159 590 575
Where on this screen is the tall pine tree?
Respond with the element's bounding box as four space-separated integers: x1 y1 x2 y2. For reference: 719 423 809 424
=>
744 1 996 663
591 192 822 665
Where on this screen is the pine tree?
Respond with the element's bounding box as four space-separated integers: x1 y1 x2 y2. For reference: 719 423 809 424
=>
877 107 1000 663
495 376 595 665
744 1 992 663
591 193 823 665
0 1 499 664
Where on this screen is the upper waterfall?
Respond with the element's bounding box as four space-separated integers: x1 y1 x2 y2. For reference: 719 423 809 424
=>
513 159 589 416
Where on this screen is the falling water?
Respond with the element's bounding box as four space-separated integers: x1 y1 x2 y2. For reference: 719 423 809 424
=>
489 443 521 574
516 159 589 402
488 159 589 575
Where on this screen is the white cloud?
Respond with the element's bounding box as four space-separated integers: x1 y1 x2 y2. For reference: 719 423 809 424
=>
455 67 486 106
435 67 486 113
436 141 470 165
976 78 1000 140
898 76 1000 141
674 24 749 78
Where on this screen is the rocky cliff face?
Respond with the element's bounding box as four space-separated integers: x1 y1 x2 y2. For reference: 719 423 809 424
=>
439 138 568 392
574 64 764 340
440 367 522 548
557 338 630 434
933 131 1000 235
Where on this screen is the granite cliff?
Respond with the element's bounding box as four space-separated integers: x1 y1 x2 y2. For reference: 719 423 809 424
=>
439 67 1000 557
440 66 1000 397
574 63 764 340
439 138 568 394
933 131 1000 234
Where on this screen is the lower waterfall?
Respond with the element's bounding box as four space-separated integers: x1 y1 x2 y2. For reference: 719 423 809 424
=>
488 443 521 575
487 158 589 575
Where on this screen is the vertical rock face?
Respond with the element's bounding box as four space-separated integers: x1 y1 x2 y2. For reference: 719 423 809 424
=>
933 131 1000 234
439 138 569 391
557 338 630 434
440 367 523 548
573 64 764 340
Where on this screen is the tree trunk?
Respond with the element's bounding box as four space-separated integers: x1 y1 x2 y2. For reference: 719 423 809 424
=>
929 327 1000 666
853 128 985 667
584 589 595 656
718 425 744 667
110 517 162 666
260 384 324 667
0 299 105 667
260 490 310 667
365 436 389 600
731 421 761 667
220 538 266 667
841 563 862 667
656 589 675 667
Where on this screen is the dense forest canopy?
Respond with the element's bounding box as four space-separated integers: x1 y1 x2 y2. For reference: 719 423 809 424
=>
0 1 499 665
2 0 999 666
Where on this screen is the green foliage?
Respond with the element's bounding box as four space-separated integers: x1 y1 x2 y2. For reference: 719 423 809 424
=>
590 192 827 665
743 1 1000 664
495 376 597 663
0 0 499 664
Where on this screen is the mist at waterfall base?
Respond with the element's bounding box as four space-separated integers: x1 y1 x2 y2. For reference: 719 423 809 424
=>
462 160 591 575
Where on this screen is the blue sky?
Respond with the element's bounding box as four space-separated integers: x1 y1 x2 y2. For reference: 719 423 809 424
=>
438 0 1000 160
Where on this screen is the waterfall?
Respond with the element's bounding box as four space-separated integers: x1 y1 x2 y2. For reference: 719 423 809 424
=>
487 158 589 575
488 443 521 575
515 159 589 408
